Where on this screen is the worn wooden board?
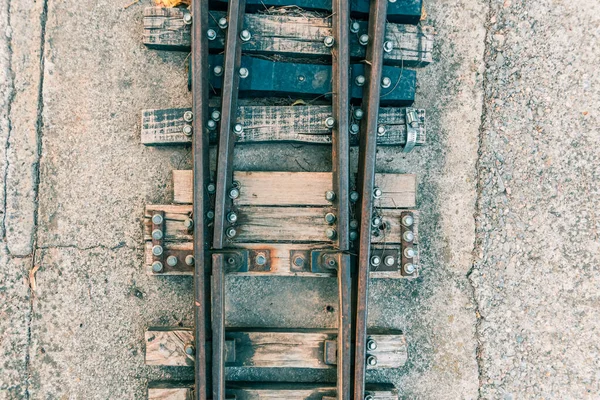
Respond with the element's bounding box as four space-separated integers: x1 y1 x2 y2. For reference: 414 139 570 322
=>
148 382 399 400
140 106 426 147
145 329 407 369
171 170 417 208
143 8 433 67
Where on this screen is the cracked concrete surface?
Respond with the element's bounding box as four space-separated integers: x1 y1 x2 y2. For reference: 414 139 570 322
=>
1 0 599 398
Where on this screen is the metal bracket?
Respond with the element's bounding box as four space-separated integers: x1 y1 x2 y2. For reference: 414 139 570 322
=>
323 340 337 365
403 107 421 153
310 250 341 274
369 248 401 272
151 211 165 271
215 249 272 273
400 211 417 277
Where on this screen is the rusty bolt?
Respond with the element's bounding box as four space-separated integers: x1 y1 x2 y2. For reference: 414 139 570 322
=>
152 261 163 273
185 255 195 266
183 111 193 122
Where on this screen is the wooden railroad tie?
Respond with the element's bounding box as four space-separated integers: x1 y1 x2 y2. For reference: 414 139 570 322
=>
138 1 433 398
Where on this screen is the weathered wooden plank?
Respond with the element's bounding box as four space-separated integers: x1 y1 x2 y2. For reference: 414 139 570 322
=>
172 170 417 208
141 106 426 147
143 8 433 67
148 382 399 400
145 329 406 369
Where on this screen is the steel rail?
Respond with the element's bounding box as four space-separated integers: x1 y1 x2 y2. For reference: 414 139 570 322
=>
211 1 247 399
191 0 211 399
330 0 352 398
353 0 389 398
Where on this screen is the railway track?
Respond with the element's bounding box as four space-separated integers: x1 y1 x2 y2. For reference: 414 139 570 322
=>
139 1 433 398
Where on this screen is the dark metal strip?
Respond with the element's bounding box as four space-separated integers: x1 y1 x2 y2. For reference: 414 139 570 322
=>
211 253 227 400
191 0 211 399
353 0 389 398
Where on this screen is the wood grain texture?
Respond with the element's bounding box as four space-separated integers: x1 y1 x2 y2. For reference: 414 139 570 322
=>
143 8 433 67
145 329 406 369
172 170 416 208
141 106 426 147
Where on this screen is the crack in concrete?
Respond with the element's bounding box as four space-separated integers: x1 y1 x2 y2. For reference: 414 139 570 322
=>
37 242 136 252
468 0 495 398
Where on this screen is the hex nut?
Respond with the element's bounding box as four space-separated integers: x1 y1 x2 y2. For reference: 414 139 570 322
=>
213 65 224 76
384 255 395 267
240 30 251 42
184 343 195 355
229 188 240 199
183 111 194 122
350 21 360 33
152 245 164 257
183 124 193 136
226 227 237 238
207 29 217 40
325 117 335 129
383 41 394 53
325 213 337 225
185 255 195 266
350 124 360 135
403 231 415 242
402 214 414 227
367 339 378 350
355 75 366 86
211 110 221 121
381 76 392 88
293 255 305 267
354 108 364 120
367 355 378 366
233 123 244 134
227 212 238 223
183 13 192 24
151 229 163 241
370 255 381 266
255 254 267 266
324 36 335 47
207 119 216 130
152 261 163 273
325 191 336 202
218 17 228 29
404 247 417 259
166 255 178 267
239 67 249 79
404 263 416 274
359 34 369 45
152 214 164 225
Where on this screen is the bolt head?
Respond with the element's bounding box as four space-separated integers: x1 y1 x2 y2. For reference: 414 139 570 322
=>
152 214 164 225
207 183 216 193
325 213 336 225
227 212 238 223
373 187 383 198
359 34 369 45
183 124 193 136
152 229 163 241
233 123 244 134
367 339 378 350
206 210 215 219
367 355 378 366
350 191 359 202
371 216 382 227
184 218 194 230
384 255 395 267
404 263 416 274
152 245 164 257
404 247 417 259
255 254 267 266
377 125 386 136
207 29 217 40
213 65 224 76
229 187 240 199
355 75 366 86
370 256 381 266
324 36 335 47
350 21 360 33
184 344 195 355
381 77 392 88
207 119 216 130
183 111 194 122
325 228 337 240
350 219 359 229
403 231 415 242
185 255 195 266
325 117 335 129
240 30 251 41
383 41 394 53
226 227 237 238
349 231 358 241
325 190 336 202
218 17 228 29
152 261 163 273
350 123 360 135
354 108 364 120
293 255 305 267
211 110 221 121
239 67 249 79
166 255 178 267
402 214 414 227
183 13 192 24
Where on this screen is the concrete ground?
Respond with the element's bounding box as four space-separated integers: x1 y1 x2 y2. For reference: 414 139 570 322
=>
0 0 597 399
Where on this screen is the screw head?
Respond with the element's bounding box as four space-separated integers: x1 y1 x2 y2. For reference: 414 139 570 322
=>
325 213 336 225
152 229 163 241
207 119 217 130
152 214 164 225
384 255 395 267
355 75 366 86
211 110 221 121
239 67 249 79
240 29 251 42
325 228 337 240
293 255 305 267
377 125 386 136
207 183 216 193
350 21 360 33
152 261 163 273
383 41 394 53
371 216 382 227
370 256 381 266
218 17 228 29
183 124 193 136
350 123 360 135
226 227 237 238
183 111 193 122
325 191 336 202
404 247 417 259
381 76 392 88
206 210 215 219
349 231 358 241
255 253 267 266
207 29 217 40
367 339 378 350
213 65 223 76
323 255 337 269
402 214 414 227
404 263 416 274
152 245 164 257
325 117 335 129
227 211 238 223
324 36 335 47
184 218 194 230
185 255 195 266
183 13 192 24
166 255 178 267
229 187 240 199
354 108 364 120
367 355 378 366
184 343 195 355
233 123 244 134
350 191 359 202
359 34 369 46
350 219 359 229
403 231 415 242
373 187 383 198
